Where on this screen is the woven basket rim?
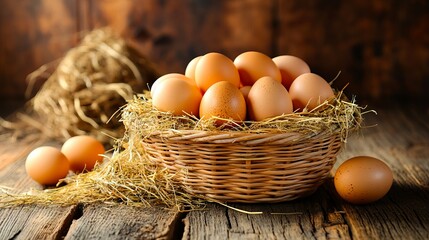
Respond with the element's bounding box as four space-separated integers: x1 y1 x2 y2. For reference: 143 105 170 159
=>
143 127 340 145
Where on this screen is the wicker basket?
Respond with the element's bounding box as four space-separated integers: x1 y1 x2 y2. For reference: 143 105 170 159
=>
142 129 343 203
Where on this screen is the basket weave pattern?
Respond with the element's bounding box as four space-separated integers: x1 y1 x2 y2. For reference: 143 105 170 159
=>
142 130 342 203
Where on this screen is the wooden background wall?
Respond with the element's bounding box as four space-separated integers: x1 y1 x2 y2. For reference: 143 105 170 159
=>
1 0 428 114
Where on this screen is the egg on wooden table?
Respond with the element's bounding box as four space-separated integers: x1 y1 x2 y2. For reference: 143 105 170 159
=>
25 146 70 185
234 51 281 86
334 156 394 204
61 135 106 173
247 76 293 121
288 73 334 111
199 81 246 126
272 55 311 89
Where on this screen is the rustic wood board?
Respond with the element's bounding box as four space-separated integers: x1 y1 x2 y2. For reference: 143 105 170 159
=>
64 204 182 240
2 0 429 102
0 140 44 191
334 107 429 240
183 106 429 240
275 0 429 102
0 140 78 240
0 139 39 171
183 189 351 240
99 0 276 74
1 106 428 239
0 0 79 100
0 140 182 240
0 204 77 240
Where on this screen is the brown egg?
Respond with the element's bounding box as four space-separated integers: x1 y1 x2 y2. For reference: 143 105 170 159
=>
185 56 202 81
288 73 334 111
195 52 240 92
61 135 105 173
239 86 252 100
25 146 69 185
199 81 246 125
234 51 281 86
150 73 195 97
247 76 293 121
272 55 311 89
152 76 202 116
334 156 394 204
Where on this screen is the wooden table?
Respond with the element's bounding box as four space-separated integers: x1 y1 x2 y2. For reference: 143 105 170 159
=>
1 104 428 240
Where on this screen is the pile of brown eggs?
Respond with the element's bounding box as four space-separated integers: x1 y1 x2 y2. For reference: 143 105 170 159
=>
151 51 334 124
25 136 105 186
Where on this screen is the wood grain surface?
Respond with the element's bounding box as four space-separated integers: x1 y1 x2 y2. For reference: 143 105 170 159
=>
0 0 78 100
64 204 182 240
1 0 428 104
182 106 429 240
1 2 428 238
0 104 428 239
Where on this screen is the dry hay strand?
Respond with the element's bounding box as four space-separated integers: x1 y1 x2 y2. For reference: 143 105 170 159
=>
0 138 204 211
0 27 158 144
125 89 366 142
0 88 369 210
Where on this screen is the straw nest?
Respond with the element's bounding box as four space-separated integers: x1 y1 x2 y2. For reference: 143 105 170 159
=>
0 89 366 210
0 28 158 144
125 90 363 142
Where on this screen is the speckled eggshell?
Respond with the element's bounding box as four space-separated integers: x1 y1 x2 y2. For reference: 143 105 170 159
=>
199 81 246 125
334 156 394 204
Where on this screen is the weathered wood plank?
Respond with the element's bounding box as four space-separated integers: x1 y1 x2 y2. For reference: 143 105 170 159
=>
276 0 429 102
183 188 351 240
0 0 78 100
2 106 428 239
335 179 429 240
331 106 429 240
0 138 45 171
88 0 429 102
0 140 45 189
2 0 429 110
0 139 182 240
183 106 429 239
0 140 77 240
0 205 78 240
90 0 275 75
65 204 181 240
